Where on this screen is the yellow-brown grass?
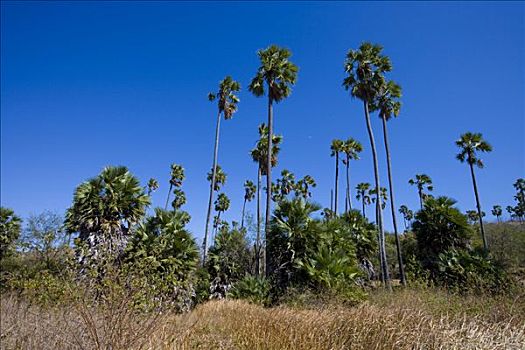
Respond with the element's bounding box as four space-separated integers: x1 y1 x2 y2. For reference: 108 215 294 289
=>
1 288 524 349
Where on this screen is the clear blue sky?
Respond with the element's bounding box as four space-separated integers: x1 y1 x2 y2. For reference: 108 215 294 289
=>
2 1 524 241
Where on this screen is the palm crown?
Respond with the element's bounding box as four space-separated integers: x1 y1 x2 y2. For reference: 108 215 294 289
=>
372 80 402 120
208 76 241 120
244 180 256 202
251 124 283 175
455 132 492 168
207 165 227 191
249 45 298 102
65 166 150 238
408 174 434 192
341 138 363 163
169 164 185 187
356 182 371 204
330 139 345 157
343 42 392 102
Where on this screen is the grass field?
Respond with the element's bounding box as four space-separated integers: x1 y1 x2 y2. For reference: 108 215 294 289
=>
2 288 524 350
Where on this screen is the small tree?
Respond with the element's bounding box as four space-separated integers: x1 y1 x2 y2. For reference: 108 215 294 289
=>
241 180 256 229
408 174 434 209
491 205 502 223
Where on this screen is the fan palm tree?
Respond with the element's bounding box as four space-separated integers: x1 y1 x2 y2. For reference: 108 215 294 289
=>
165 164 185 210
146 178 159 197
372 79 406 285
456 132 492 251
356 182 371 219
343 42 392 289
341 138 363 213
398 205 414 231
251 123 283 276
65 166 150 264
330 139 344 215
491 205 502 223
213 193 231 237
295 175 317 200
203 76 241 265
241 180 256 229
249 45 298 276
370 186 388 225
408 174 434 209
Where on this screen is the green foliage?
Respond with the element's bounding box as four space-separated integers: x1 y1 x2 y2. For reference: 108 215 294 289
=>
209 76 241 119
268 199 363 300
123 208 199 310
340 210 377 262
249 45 298 102
207 226 252 284
64 166 150 240
251 123 283 176
436 249 512 294
207 165 227 191
412 196 472 274
228 275 270 305
455 132 492 168
0 207 22 260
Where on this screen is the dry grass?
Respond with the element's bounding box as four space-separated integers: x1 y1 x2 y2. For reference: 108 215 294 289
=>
1 288 524 349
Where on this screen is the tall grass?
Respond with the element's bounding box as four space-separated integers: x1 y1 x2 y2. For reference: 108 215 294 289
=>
1 288 524 349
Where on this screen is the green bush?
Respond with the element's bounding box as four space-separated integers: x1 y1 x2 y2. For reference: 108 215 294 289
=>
436 249 513 294
228 275 270 305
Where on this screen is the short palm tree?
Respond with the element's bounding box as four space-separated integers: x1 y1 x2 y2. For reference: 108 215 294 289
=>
65 166 150 264
249 45 298 276
456 132 492 251
408 174 434 209
242 180 256 229
491 205 502 223
356 182 371 219
341 138 363 213
372 79 406 285
203 76 241 265
330 139 344 215
343 42 392 289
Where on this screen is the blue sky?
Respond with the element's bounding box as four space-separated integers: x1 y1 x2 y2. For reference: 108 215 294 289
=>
1 1 524 241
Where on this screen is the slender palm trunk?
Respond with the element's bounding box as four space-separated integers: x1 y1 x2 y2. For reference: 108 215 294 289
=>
241 198 247 229
346 160 352 212
264 95 273 277
202 110 222 266
256 166 262 276
330 190 334 212
334 154 339 215
418 188 423 210
363 100 391 290
164 184 173 210
381 115 406 286
469 161 488 251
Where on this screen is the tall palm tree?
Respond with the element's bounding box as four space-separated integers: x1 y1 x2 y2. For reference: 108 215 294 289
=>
202 76 240 265
373 79 406 286
241 180 256 229
408 174 434 209
250 123 283 276
343 42 392 289
213 193 231 237
491 205 502 223
330 139 344 215
356 182 371 219
398 205 414 231
456 132 492 251
165 164 185 210
341 138 363 213
249 45 298 276
146 178 159 197
295 175 317 200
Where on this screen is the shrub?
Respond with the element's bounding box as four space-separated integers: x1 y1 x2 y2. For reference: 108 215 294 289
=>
228 275 270 305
